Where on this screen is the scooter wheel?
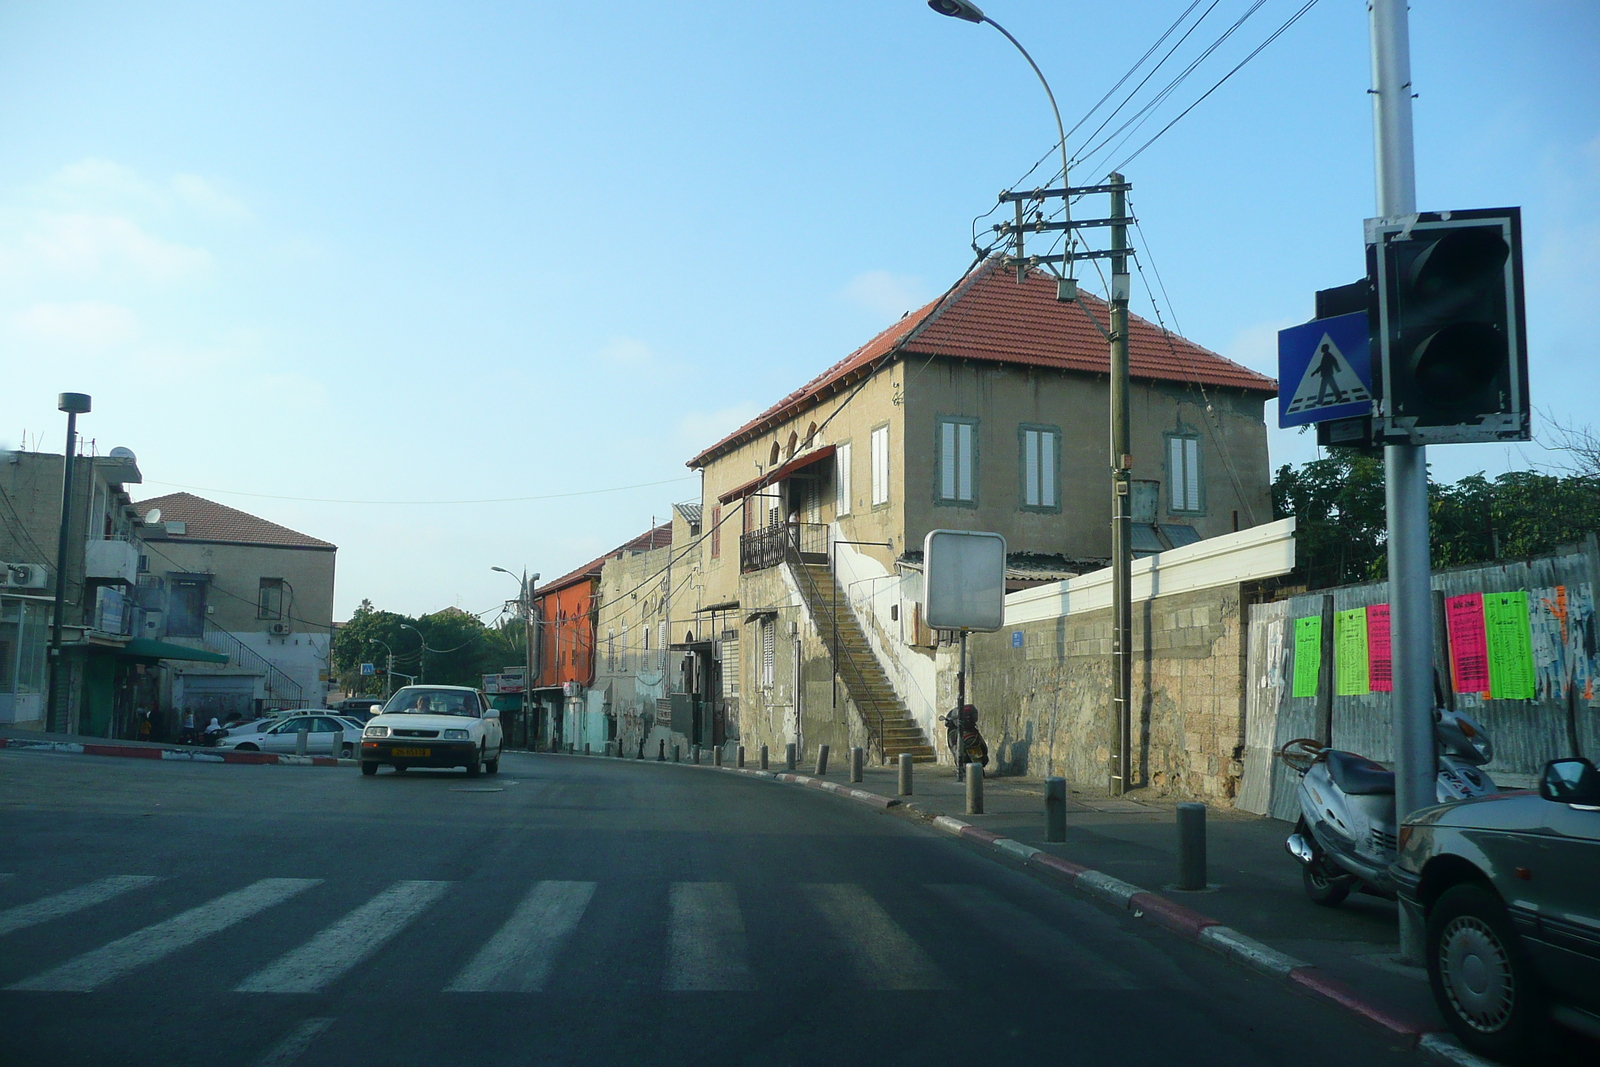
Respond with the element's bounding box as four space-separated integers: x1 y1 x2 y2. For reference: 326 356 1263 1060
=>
1302 860 1353 907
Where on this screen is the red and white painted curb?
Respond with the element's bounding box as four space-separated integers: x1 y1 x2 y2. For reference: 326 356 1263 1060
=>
0 736 354 768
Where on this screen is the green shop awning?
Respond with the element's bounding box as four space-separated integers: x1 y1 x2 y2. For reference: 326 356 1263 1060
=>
115 638 230 664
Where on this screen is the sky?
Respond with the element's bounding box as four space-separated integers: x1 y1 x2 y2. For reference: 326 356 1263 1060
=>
1 0 1595 621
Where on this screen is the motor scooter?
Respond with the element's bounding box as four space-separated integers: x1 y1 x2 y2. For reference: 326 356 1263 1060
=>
943 704 989 774
1281 704 1497 906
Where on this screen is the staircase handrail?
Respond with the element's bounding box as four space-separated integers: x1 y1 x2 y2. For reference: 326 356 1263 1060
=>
782 533 888 763
200 620 307 708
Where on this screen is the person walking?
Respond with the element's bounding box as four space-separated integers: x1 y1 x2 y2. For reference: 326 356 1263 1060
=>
180 708 196 744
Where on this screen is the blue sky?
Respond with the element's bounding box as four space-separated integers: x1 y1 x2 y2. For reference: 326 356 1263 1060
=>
2 1 1594 620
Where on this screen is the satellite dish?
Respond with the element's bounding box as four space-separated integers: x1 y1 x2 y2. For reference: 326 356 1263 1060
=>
108 446 137 461
144 508 162 524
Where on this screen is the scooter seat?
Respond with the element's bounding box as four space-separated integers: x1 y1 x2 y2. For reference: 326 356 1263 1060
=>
1324 749 1396 796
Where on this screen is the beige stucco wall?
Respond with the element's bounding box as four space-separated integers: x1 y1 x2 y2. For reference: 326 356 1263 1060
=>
142 538 335 635
594 539 674 756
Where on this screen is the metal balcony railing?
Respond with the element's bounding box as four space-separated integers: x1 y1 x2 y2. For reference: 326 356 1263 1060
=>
740 522 828 573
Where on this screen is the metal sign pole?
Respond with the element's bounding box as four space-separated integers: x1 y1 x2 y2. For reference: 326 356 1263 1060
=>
956 629 968 779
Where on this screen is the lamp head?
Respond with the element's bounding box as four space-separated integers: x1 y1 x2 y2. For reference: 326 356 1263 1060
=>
928 0 985 23
58 392 92 415
491 566 511 575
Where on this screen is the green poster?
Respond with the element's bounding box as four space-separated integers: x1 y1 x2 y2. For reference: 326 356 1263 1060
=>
1292 616 1322 699
1334 608 1370 696
1484 591 1535 700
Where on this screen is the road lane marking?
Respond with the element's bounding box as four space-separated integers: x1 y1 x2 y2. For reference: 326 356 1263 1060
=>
236 880 451 993
444 881 594 992
0 876 165 939
665 882 755 991
254 1017 335 1067
803 884 949 990
924 884 1141 989
7 878 320 992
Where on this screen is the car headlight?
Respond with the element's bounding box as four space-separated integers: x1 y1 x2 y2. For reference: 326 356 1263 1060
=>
443 729 468 740
364 725 389 738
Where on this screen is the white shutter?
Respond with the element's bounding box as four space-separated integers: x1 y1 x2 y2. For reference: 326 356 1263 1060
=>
760 619 775 688
1042 430 1056 507
957 423 973 501
1185 438 1201 511
658 620 668 670
871 427 889 506
835 442 852 517
1169 437 1185 510
619 627 628 672
940 422 956 500
1024 430 1040 506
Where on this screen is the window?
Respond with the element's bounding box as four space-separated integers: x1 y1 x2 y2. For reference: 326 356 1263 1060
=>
710 506 721 558
1168 434 1202 513
658 620 668 671
606 630 616 672
759 617 776 690
167 579 207 637
835 441 852 517
722 631 739 695
870 425 890 507
1019 426 1060 510
935 417 977 505
769 441 781 466
620 627 629 672
257 578 285 619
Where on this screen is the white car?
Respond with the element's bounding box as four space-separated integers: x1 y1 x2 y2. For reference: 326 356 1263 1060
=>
359 685 503 777
214 713 364 758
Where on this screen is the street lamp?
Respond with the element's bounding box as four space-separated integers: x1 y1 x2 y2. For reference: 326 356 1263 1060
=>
492 566 539 750
399 623 431 684
368 637 400 698
45 392 91 733
927 0 1074 291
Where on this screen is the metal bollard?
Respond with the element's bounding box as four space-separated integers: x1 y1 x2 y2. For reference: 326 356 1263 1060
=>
737 745 746 769
966 763 984 815
759 744 769 771
898 752 913 795
331 730 343 759
815 744 830 776
1176 802 1208 890
672 744 681 763
657 739 666 761
295 727 308 756
850 746 863 783
714 745 723 767
584 743 591 756
692 745 701 765
785 742 796 771
1044 777 1067 842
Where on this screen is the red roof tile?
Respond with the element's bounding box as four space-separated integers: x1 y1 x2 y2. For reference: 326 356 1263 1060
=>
534 523 672 595
688 257 1277 467
134 492 335 550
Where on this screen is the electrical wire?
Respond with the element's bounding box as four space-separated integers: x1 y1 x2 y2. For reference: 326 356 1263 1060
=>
138 474 698 507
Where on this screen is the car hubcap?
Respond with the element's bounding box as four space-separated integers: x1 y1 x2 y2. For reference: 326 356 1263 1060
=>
1439 916 1515 1032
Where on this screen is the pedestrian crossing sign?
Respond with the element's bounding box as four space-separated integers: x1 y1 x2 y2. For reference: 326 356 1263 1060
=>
1277 311 1373 428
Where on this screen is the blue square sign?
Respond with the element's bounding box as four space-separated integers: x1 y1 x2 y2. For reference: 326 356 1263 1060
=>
1011 631 1023 648
1277 311 1373 428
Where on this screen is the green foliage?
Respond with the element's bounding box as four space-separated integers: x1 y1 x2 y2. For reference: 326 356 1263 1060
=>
331 601 529 696
1272 457 1600 590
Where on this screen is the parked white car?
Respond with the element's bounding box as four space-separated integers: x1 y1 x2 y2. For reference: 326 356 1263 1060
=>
359 685 503 777
214 713 363 758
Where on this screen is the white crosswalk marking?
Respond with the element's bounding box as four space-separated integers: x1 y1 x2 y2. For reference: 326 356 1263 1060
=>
254 1017 335 1067
0 876 163 938
804 883 949 990
445 880 594 993
7 878 320 992
665 882 754 991
236 880 451 994
925 884 1141 988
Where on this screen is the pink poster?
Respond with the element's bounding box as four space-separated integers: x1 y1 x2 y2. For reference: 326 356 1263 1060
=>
1366 603 1392 692
1446 593 1490 695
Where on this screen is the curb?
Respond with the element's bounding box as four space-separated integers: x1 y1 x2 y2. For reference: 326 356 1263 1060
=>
0 737 357 768
693 757 1495 1067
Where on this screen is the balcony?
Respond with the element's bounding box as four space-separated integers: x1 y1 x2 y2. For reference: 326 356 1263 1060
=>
85 539 139 585
740 523 828 573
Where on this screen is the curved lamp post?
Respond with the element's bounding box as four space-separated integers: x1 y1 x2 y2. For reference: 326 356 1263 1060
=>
928 0 1073 285
492 566 539 749
399 623 434 685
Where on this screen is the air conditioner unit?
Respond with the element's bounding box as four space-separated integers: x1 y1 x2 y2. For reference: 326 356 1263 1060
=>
269 622 292 636
2 563 49 590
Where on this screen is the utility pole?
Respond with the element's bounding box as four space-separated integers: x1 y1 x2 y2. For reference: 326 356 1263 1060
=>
46 392 91 734
1108 173 1133 795
1370 0 1434 961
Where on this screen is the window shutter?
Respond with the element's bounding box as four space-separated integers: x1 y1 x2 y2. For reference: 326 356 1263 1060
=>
710 506 721 558
1185 438 1200 511
957 423 973 501
658 620 668 670
1042 430 1057 507
836 443 851 516
1024 430 1040 506
940 422 956 500
760 619 775 688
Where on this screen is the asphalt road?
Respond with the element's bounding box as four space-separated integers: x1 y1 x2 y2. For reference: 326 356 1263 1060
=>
0 748 1432 1067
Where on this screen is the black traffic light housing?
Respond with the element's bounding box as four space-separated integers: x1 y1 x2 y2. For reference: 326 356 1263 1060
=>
1366 207 1528 445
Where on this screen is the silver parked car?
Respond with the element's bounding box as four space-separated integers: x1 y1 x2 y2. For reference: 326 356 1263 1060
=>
214 713 363 758
1391 756 1600 1061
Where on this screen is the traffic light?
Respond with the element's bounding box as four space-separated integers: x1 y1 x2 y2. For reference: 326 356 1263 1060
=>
1366 207 1528 444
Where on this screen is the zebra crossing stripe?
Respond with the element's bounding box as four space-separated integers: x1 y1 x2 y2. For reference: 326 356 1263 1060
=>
803 884 949 990
445 881 594 992
253 1017 335 1067
0 876 163 938
665 882 755 991
235 880 451 994
7 878 321 993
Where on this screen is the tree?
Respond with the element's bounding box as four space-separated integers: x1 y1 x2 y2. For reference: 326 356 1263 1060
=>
1271 453 1389 588
331 603 417 696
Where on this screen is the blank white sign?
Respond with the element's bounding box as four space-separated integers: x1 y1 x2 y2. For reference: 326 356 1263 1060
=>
922 529 1006 632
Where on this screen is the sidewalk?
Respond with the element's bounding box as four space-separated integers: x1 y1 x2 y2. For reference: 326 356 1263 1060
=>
761 755 1443 1034
0 726 354 767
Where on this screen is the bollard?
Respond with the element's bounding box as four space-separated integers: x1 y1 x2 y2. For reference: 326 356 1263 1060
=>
603 741 613 758
657 739 666 761
295 727 308 756
966 763 984 815
672 744 681 763
815 744 830 776
737 745 746 769
1044 777 1067 842
850 746 863 783
1176 802 1208 890
785 742 796 771
567 743 574 755
714 745 723 767
692 745 701 765
898 752 913 795
331 729 343 759
584 743 591 756
759 744 769 771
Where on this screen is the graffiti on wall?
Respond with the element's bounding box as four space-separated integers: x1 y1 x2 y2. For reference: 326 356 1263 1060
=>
1530 582 1597 704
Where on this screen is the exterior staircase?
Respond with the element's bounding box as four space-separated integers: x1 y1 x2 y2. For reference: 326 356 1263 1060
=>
790 558 937 764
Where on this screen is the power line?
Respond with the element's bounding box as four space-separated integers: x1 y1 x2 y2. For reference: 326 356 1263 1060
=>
139 474 698 506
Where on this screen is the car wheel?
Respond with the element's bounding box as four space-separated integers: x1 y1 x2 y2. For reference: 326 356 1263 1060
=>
237 743 259 752
361 761 378 776
341 743 354 759
1427 883 1546 1061
464 748 482 778
485 757 499 774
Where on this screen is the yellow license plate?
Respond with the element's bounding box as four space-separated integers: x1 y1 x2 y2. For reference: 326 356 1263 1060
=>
392 747 430 757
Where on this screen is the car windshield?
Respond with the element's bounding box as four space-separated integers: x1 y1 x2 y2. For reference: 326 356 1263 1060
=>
382 688 479 717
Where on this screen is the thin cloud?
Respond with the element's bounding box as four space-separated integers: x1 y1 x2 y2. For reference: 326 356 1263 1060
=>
11 300 139 348
598 337 655 366
839 270 929 321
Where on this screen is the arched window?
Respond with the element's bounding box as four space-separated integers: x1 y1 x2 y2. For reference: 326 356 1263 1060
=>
786 431 798 458
803 422 817 448
769 441 781 466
